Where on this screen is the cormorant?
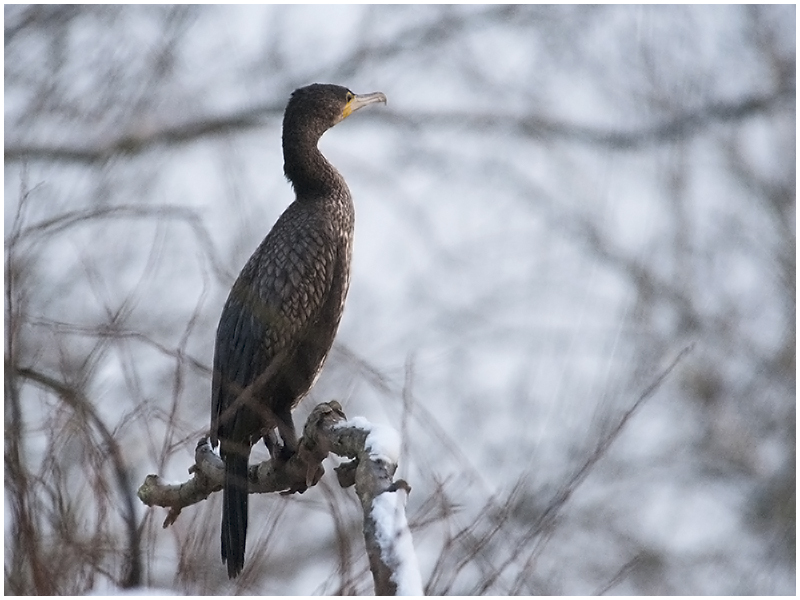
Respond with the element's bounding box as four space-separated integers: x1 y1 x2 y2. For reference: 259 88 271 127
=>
210 83 387 578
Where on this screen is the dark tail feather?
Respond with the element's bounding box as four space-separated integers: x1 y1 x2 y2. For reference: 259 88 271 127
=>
222 452 248 578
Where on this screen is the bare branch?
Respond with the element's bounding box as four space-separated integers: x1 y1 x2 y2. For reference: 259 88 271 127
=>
138 401 422 595
6 86 791 165
4 104 282 164
8 203 232 285
383 87 794 149
7 362 142 588
474 344 695 595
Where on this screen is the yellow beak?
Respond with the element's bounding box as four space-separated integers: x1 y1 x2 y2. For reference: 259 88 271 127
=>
342 91 387 120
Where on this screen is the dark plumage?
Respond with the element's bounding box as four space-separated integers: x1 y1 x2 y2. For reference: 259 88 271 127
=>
210 83 386 579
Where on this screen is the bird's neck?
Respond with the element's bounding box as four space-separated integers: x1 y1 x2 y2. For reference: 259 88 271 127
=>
283 131 346 198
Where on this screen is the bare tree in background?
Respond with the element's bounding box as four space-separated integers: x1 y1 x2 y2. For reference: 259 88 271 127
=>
5 5 794 595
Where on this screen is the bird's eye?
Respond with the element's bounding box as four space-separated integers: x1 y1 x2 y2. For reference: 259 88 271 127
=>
345 92 354 103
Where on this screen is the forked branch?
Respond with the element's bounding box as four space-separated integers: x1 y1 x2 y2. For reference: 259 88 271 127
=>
137 401 422 595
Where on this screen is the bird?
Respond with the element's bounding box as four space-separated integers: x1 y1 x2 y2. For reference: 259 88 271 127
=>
210 83 386 579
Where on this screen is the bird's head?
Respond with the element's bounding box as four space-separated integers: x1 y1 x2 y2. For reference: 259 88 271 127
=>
284 83 387 137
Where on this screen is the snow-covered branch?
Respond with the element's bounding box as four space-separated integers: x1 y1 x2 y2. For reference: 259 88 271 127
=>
137 401 422 595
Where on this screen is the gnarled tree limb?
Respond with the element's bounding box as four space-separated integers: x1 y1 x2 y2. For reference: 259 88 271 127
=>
137 401 422 595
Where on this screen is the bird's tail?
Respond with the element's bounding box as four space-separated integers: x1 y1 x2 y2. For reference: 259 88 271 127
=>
222 452 249 578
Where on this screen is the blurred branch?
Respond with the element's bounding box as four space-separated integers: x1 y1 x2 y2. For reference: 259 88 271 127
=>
6 87 792 164
327 5 528 82
5 168 57 593
539 344 695 529
394 86 794 149
6 361 142 588
8 203 233 285
594 554 646 595
4 103 282 164
29 317 211 378
472 344 695 595
4 5 82 43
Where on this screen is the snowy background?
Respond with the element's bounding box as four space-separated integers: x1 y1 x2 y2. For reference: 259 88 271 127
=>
4 5 795 595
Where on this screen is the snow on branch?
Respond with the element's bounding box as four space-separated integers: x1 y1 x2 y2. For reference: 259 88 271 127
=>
137 401 422 596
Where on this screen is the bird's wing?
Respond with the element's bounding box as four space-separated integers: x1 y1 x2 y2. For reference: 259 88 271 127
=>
211 206 338 445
